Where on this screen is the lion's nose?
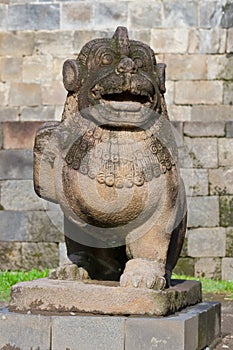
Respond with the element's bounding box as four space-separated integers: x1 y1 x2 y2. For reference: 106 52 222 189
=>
117 57 136 73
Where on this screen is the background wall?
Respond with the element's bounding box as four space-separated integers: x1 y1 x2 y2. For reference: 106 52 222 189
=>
0 0 232 279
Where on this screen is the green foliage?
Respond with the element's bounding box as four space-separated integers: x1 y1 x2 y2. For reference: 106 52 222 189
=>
0 269 49 301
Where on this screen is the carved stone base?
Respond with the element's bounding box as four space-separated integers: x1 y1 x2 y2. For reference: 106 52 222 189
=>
9 278 202 316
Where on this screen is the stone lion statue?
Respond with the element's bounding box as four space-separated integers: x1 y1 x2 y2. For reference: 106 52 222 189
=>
34 26 187 290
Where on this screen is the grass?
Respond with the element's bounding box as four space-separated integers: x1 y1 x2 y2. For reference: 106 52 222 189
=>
0 268 49 301
0 270 232 302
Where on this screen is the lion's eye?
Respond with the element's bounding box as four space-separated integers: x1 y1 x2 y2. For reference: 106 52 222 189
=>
101 53 114 65
134 58 143 68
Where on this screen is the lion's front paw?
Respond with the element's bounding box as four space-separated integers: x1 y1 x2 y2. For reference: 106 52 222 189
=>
120 258 166 290
49 262 89 281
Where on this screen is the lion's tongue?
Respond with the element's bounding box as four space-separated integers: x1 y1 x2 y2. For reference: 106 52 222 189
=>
106 100 142 112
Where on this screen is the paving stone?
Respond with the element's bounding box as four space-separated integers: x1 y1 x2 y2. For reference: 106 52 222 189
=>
3 122 43 149
188 28 227 54
223 81 233 105
9 82 41 107
191 105 233 122
128 2 162 29
0 242 22 270
187 196 219 228
209 167 233 195
226 227 233 257
151 28 189 53
0 309 51 350
0 150 33 180
167 105 191 122
21 242 59 269
220 1 233 28
218 138 233 166
222 258 233 280
184 122 225 137
52 315 125 350
34 31 74 56
62 3 93 30
184 137 218 168
0 107 19 122
180 168 208 196
20 106 55 121
219 195 233 227
0 31 35 56
226 121 233 137
1 180 46 211
0 57 23 82
175 81 223 105
22 55 53 83
41 81 67 105
195 257 222 279
165 54 207 80
200 1 223 28
0 82 9 106
94 2 128 29
188 227 226 257
227 27 233 52
163 0 198 27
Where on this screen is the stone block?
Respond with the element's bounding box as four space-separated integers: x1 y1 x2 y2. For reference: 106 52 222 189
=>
0 150 33 180
188 227 226 257
188 28 226 54
1 180 46 211
0 211 28 241
164 80 174 105
128 2 162 29
0 309 51 350
0 242 22 270
207 54 233 80
218 138 233 166
173 257 195 276
94 2 128 29
209 167 233 195
180 168 208 196
9 82 41 107
52 315 125 350
227 27 233 53
53 56 67 81
0 123 3 149
220 1 233 28
222 258 233 280
175 81 223 105
151 28 189 54
0 82 9 106
187 196 219 228
223 81 233 105
62 3 93 30
41 81 67 105
0 4 7 29
167 105 191 122
21 242 59 270
34 31 74 56
200 1 223 28
195 257 222 279
59 242 69 265
191 105 233 122
0 107 19 122
22 55 53 83
74 30 110 53
226 121 233 137
184 137 218 168
226 227 233 257
20 106 55 121
9 4 60 30
0 31 35 56
165 54 207 81
0 57 23 82
3 122 43 149
163 0 198 27
184 122 225 137
219 195 233 227
197 302 221 349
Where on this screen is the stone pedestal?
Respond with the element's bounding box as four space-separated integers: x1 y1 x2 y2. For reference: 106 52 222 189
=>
9 278 202 316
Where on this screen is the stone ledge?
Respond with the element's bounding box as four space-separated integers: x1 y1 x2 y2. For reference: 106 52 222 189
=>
9 278 201 317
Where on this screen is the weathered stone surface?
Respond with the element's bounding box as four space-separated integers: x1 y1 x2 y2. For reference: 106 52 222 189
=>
3 122 43 149
128 2 162 29
9 4 60 30
0 150 33 180
9 82 41 107
200 1 223 28
62 3 93 30
95 2 128 29
0 4 7 29
188 228 226 257
0 107 19 122
167 105 191 122
218 138 233 166
180 168 208 196
0 242 22 270
221 1 233 28
184 122 225 137
184 137 218 168
22 55 53 83
21 242 59 270
73 30 110 53
175 81 223 105
173 257 195 276
1 180 46 210
209 167 233 195
0 211 28 241
226 121 233 138
151 28 189 53
163 0 198 27
0 123 3 149
20 106 55 121
0 57 23 82
188 28 226 54
9 278 202 316
207 55 233 80
195 257 222 279
226 227 233 257
0 31 35 56
164 80 174 105
41 81 67 105
52 315 125 350
187 196 219 228
227 27 233 53
0 308 51 350
34 31 74 56
222 258 233 280
59 242 70 266
223 81 233 105
0 82 9 106
220 195 233 227
191 105 233 122
165 54 207 80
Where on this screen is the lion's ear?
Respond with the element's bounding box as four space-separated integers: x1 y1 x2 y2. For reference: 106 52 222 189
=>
63 59 80 92
157 63 166 94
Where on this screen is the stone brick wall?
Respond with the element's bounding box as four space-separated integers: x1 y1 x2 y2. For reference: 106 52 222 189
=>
0 0 232 279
